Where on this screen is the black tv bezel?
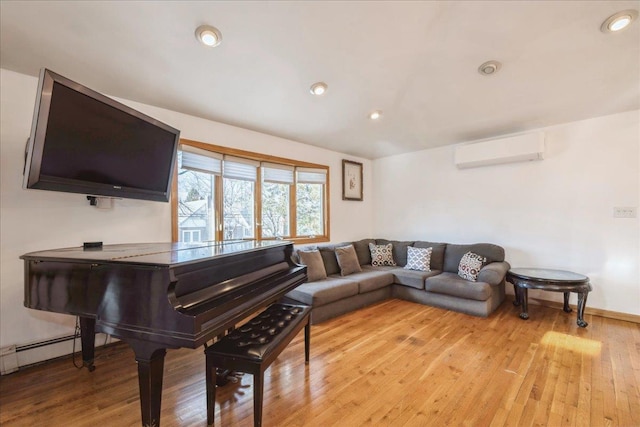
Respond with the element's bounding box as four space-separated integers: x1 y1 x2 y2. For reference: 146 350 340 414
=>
23 68 180 203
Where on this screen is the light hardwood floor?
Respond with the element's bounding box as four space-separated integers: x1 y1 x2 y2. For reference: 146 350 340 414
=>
1 299 638 426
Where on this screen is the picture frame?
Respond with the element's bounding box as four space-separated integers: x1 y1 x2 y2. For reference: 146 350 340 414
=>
342 159 363 201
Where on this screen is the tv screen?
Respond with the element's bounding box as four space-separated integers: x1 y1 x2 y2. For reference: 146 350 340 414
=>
23 68 180 202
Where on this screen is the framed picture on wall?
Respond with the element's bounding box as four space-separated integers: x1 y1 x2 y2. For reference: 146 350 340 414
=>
342 160 363 201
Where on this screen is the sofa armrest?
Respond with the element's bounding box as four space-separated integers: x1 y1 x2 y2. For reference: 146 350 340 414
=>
477 261 511 286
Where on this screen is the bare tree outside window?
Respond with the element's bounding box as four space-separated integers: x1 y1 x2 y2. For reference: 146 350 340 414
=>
223 178 255 240
262 182 290 238
296 183 323 236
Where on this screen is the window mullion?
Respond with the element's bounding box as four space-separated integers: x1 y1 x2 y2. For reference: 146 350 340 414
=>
289 184 297 238
255 166 262 240
214 175 223 241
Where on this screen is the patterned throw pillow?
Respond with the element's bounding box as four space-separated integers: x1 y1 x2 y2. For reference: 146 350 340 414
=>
458 251 487 282
404 246 432 271
368 243 396 266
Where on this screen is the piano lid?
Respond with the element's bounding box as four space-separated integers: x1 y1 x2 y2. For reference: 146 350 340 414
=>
20 240 292 267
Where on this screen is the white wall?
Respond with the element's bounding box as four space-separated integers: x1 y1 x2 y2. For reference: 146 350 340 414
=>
0 69 373 364
373 110 640 316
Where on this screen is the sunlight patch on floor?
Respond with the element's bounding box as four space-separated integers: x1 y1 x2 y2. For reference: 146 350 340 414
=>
541 331 602 356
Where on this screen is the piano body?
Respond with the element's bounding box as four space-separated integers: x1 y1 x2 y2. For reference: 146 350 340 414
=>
21 240 307 427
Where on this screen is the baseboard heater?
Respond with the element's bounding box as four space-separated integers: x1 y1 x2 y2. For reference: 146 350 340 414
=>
15 334 77 352
454 132 545 169
1 334 80 375
1 332 113 375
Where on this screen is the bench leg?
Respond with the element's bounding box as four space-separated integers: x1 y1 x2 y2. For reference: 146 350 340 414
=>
206 357 216 426
304 320 310 364
254 372 264 427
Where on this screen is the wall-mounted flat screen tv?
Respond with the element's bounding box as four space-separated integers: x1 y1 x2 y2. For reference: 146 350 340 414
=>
23 68 180 202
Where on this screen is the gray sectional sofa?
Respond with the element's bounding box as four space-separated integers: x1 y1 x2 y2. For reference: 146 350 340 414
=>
285 238 510 324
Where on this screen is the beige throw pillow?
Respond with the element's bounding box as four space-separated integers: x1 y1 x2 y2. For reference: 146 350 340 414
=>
298 250 327 282
335 244 362 276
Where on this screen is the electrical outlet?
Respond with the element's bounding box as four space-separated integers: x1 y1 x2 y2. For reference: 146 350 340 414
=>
613 207 637 218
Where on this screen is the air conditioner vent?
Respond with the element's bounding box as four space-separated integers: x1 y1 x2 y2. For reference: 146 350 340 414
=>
454 132 545 169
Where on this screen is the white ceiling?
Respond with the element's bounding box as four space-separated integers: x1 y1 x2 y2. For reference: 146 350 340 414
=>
1 1 639 159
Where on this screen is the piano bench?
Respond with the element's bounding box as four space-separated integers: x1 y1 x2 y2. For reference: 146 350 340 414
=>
205 303 311 427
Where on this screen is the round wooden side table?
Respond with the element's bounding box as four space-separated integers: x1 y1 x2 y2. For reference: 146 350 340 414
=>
506 268 592 327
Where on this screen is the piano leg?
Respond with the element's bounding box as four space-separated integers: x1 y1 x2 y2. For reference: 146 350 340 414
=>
127 339 167 427
79 317 96 372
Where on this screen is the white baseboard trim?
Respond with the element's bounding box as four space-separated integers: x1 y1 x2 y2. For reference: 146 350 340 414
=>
517 297 640 324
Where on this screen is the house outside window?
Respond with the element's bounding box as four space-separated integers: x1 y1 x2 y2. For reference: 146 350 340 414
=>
181 229 202 243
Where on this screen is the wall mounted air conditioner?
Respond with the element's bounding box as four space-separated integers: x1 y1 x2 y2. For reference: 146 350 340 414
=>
454 132 545 169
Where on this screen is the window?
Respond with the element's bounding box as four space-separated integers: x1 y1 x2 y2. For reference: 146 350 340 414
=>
172 140 329 244
223 156 258 240
181 229 202 243
176 146 220 243
296 168 326 237
262 163 294 238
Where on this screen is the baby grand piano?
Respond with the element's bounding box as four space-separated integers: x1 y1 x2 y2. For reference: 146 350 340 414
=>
21 240 307 427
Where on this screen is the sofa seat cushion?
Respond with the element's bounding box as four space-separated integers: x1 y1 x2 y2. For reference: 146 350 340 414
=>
336 269 395 294
362 265 397 272
424 272 493 301
286 277 359 306
391 268 441 290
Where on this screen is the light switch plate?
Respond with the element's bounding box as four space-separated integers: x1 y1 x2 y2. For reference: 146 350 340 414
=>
613 207 637 218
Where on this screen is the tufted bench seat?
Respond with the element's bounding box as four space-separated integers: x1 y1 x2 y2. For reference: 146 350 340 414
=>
205 303 311 427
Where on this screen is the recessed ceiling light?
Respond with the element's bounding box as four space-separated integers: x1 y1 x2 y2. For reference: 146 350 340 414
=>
369 110 382 120
195 25 222 47
310 82 327 96
601 10 638 33
478 60 501 76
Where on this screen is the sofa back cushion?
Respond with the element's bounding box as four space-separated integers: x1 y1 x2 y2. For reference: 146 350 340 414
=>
414 241 447 271
318 243 351 276
293 243 346 276
292 245 317 264
443 243 505 273
352 238 376 265
376 239 414 266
